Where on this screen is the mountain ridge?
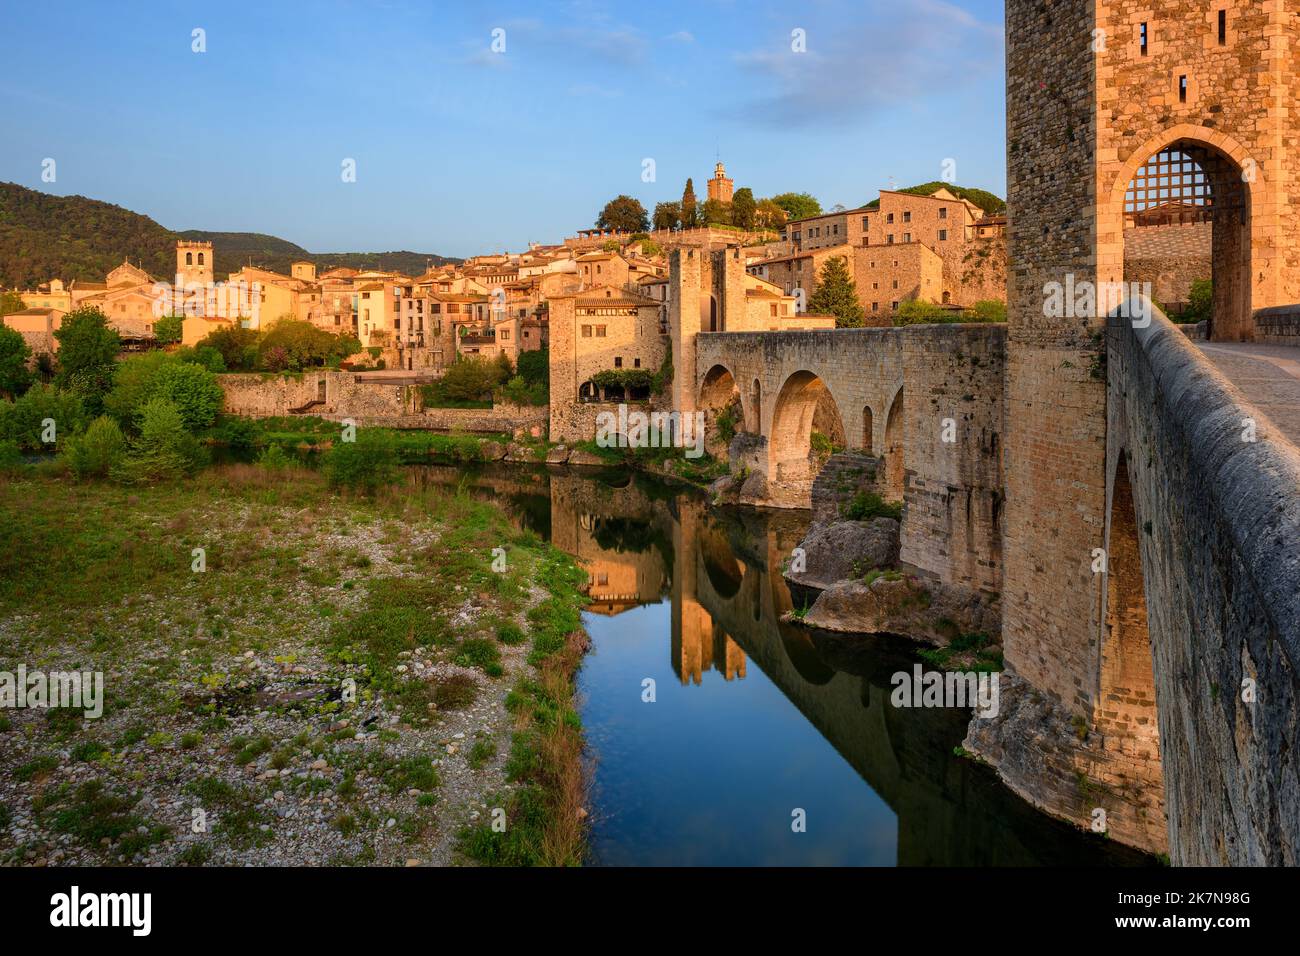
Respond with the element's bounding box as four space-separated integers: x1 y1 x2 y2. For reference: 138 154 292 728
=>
0 182 460 289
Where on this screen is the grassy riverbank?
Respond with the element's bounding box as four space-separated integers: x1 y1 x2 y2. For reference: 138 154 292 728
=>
0 463 591 866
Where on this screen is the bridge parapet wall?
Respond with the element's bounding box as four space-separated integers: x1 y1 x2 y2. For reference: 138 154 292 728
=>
1106 306 1300 864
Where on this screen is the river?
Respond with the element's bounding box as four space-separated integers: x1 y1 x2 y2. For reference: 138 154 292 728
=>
421 462 1153 866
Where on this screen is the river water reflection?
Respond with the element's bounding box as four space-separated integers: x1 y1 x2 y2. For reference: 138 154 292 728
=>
418 463 1154 867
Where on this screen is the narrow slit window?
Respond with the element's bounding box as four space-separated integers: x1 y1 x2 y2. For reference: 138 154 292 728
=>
1139 23 1148 55
1179 75 1188 103
1218 10 1227 46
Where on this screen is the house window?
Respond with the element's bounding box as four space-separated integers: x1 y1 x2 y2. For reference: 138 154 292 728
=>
595 325 607 337
1140 22 1148 55
891 301 899 311
903 211 911 223
886 213 895 224
938 229 948 241
634 358 641 368
887 235 895 244
903 233 911 243
861 216 869 229
939 208 948 220
581 325 592 337
614 356 622 368
770 304 777 316
872 302 879 312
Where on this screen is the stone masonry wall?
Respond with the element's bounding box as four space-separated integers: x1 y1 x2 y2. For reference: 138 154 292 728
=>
899 325 1006 593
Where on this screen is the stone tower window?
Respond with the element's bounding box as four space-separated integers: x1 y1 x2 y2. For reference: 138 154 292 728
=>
1139 22 1148 56
186 252 193 265
1179 75 1188 103
1218 10 1226 45
198 253 205 265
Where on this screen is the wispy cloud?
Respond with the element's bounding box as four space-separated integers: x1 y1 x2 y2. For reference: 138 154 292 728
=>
727 0 1002 127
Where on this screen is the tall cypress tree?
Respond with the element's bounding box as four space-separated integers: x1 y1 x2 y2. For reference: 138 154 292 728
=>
807 256 865 328
681 178 698 228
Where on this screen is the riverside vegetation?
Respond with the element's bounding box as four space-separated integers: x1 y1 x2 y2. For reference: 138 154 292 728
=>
0 310 593 865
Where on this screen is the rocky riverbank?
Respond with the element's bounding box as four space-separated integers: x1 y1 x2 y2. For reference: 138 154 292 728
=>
0 465 590 867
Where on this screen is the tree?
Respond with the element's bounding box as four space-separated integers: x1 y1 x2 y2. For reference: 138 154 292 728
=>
681 179 698 228
754 198 788 229
807 256 864 328
54 307 119 382
0 291 25 316
700 198 730 226
53 306 119 414
154 314 184 345
771 192 822 221
595 195 649 233
104 352 222 431
731 188 757 229
197 325 260 371
0 325 32 398
652 201 681 231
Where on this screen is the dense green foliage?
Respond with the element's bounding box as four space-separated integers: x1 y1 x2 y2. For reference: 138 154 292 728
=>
1179 278 1213 324
863 182 1006 215
0 326 32 398
807 256 865 327
893 298 1006 326
104 353 223 431
63 416 128 480
595 195 649 234
324 428 399 494
421 355 512 408
153 315 183 345
0 384 87 451
771 192 823 221
842 491 903 522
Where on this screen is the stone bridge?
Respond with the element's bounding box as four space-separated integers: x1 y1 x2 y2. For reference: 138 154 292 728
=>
693 323 1008 595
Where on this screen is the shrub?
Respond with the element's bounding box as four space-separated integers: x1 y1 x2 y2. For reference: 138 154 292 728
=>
0 325 32 399
154 315 184 345
422 356 510 407
64 415 128 480
1180 278 1212 324
105 353 222 432
324 428 398 493
177 345 227 373
257 443 292 470
842 490 902 522
113 398 204 483
0 384 87 451
0 439 22 472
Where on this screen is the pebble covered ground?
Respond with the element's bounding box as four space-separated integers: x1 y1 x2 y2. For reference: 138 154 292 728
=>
0 471 571 867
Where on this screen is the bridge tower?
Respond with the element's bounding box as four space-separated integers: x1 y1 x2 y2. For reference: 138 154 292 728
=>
987 0 1300 857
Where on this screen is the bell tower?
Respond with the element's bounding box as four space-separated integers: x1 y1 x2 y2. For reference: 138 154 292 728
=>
706 161 733 204
176 240 214 287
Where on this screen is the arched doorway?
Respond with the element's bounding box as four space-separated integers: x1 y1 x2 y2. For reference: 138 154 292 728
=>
883 387 904 501
1118 136 1251 341
1098 451 1162 764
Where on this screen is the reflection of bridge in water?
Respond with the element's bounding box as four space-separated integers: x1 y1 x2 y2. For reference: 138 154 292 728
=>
418 463 1151 865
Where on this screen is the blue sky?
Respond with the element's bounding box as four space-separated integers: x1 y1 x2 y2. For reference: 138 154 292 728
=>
0 0 1006 258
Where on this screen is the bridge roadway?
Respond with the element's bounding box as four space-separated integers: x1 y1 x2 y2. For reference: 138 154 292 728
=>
1195 342 1300 448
